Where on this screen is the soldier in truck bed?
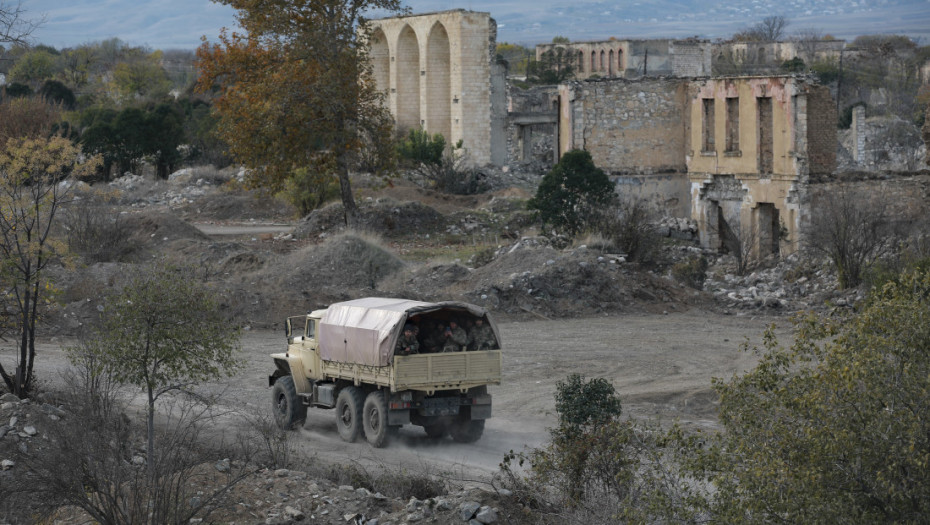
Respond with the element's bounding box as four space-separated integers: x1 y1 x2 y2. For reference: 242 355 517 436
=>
442 320 468 352
468 318 497 350
395 324 419 356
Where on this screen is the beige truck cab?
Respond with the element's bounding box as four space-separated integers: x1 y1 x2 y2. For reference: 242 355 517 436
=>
269 298 502 447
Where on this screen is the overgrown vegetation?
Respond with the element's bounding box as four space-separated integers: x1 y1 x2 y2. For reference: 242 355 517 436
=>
500 265 930 523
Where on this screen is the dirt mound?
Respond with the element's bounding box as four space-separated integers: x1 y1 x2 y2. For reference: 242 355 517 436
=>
225 233 406 327
174 190 296 222
295 199 447 240
381 239 704 318
125 210 212 247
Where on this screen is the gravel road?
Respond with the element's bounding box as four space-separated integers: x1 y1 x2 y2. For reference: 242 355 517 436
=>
23 309 786 483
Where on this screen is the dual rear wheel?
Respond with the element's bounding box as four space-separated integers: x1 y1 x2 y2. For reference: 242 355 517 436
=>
336 386 392 448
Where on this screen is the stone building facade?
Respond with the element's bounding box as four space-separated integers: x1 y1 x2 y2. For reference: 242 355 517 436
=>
368 10 505 165
536 38 712 80
712 40 846 74
688 76 836 257
557 75 836 254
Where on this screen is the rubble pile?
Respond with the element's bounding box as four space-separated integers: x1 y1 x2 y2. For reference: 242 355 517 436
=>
704 253 861 314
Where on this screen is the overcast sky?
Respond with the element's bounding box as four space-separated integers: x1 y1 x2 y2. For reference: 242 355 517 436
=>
23 0 930 51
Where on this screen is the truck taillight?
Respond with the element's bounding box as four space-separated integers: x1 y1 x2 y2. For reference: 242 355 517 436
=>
390 402 412 409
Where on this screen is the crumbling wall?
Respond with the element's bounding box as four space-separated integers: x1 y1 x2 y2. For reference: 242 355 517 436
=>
670 39 713 77
506 85 559 169
838 113 927 172
565 77 690 174
805 84 838 175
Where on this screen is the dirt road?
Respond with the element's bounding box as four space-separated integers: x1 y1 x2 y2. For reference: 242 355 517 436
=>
26 310 785 482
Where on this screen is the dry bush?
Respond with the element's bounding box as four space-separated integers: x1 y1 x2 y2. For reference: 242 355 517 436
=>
240 405 298 469
591 197 659 263
806 187 904 288
63 205 140 263
0 96 61 145
671 256 709 290
6 388 256 525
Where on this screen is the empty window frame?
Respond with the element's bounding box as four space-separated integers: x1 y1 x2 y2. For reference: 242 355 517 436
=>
702 98 716 153
725 97 739 153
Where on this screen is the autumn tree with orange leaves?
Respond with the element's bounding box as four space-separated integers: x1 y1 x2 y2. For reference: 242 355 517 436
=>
197 0 401 225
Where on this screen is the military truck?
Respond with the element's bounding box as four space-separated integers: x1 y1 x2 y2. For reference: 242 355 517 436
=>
269 298 503 447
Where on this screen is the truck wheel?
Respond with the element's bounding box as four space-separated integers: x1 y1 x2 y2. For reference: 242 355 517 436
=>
272 376 307 430
363 391 390 448
335 386 364 443
450 418 484 443
423 423 447 439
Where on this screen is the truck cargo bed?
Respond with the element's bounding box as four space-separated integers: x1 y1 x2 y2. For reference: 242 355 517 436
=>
320 350 502 393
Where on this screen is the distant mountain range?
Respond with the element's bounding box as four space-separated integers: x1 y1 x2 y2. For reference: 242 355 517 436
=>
26 0 930 51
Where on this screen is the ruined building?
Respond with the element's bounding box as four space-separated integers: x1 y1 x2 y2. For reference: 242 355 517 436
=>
368 10 507 166
369 11 838 257
536 39 712 80
558 75 837 255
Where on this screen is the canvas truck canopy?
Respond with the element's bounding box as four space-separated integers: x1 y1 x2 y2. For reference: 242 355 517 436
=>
317 297 500 367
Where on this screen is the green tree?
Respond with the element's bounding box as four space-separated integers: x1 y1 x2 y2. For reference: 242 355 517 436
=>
704 267 930 522
197 0 401 227
528 149 615 236
9 47 55 87
38 79 75 109
526 46 575 84
495 42 532 75
81 264 241 477
554 373 622 439
0 136 100 397
146 102 184 179
111 50 171 100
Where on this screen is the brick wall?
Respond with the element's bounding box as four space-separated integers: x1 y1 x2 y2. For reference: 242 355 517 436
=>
805 84 837 175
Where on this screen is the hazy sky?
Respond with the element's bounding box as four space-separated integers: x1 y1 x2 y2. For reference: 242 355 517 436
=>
23 0 930 50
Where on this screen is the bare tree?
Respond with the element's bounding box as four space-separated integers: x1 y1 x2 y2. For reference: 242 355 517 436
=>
806 187 903 289
0 137 99 397
717 212 760 276
793 27 825 63
754 15 789 42
735 15 789 43
0 1 42 46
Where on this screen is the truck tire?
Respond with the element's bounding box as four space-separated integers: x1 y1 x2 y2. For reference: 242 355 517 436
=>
450 418 484 443
335 386 364 443
362 391 390 447
423 423 448 439
272 376 307 430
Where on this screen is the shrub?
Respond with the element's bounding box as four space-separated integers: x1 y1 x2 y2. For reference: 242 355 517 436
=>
528 150 615 236
671 256 709 290
706 267 930 522
281 167 341 216
397 129 445 166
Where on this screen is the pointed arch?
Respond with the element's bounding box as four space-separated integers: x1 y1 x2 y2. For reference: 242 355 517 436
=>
396 24 420 131
599 50 606 71
369 27 390 96
608 49 614 76
426 22 451 142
